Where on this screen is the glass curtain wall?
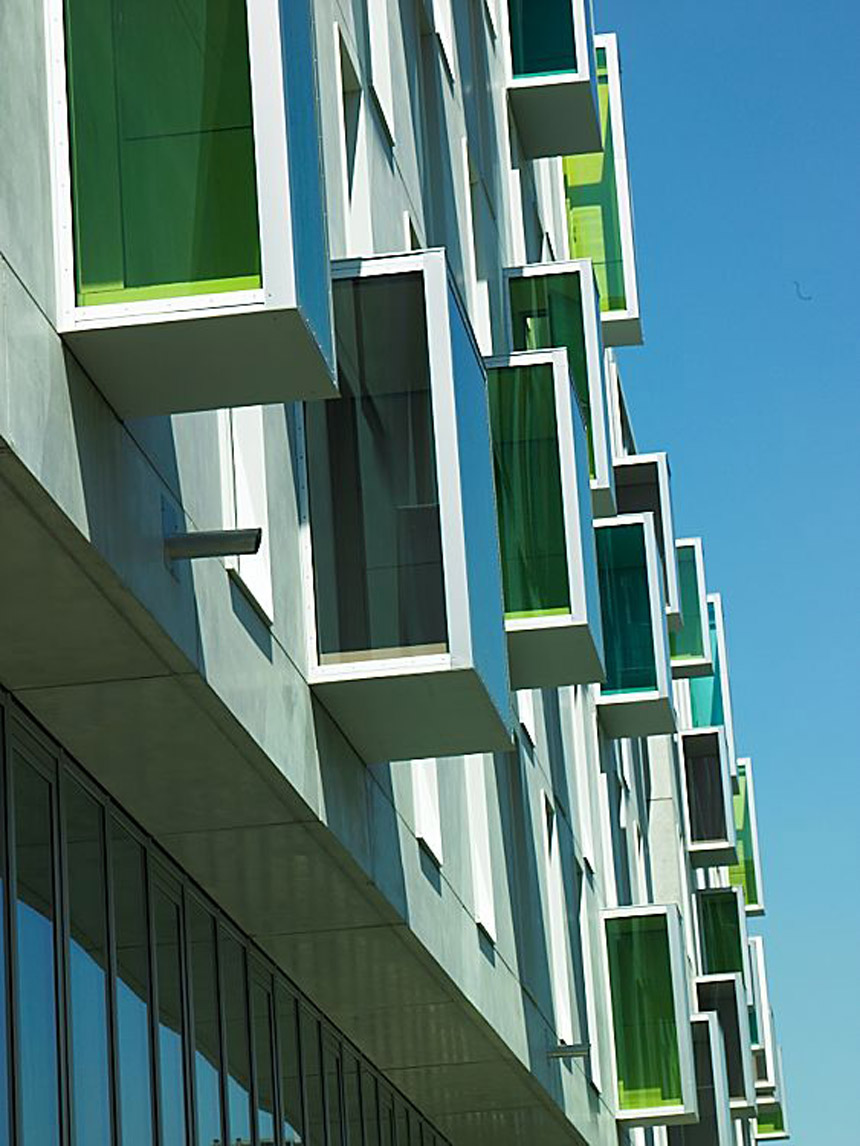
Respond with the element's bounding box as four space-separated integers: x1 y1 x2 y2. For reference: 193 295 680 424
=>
63 0 261 306
306 273 448 663
507 0 577 77
669 545 706 663
0 696 450 1146
563 47 626 311
728 763 761 909
596 524 657 693
699 891 744 978
487 364 570 619
605 914 684 1111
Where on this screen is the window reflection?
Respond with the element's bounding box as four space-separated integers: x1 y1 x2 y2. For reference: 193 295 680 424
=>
153 885 187 1146
111 821 154 1146
14 753 60 1146
251 977 277 1146
300 1008 324 1146
190 901 223 1146
222 933 252 1144
323 1033 344 1146
277 986 304 1144
67 780 112 1146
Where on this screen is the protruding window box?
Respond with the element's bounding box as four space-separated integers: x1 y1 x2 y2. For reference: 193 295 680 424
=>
595 515 675 738
670 539 713 679
563 34 642 346
504 0 600 159
748 937 778 1097
486 349 605 689
696 974 757 1118
685 595 738 782
667 1015 733 1146
603 905 698 1126
755 1049 790 1141
681 728 737 868
728 758 766 917
505 260 615 517
695 889 751 993
48 0 336 415
302 251 513 764
614 452 682 631
606 349 637 462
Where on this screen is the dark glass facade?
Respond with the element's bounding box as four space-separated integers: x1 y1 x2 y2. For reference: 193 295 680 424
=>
0 692 448 1146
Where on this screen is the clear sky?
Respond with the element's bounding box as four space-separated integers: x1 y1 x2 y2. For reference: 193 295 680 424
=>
598 1 860 1139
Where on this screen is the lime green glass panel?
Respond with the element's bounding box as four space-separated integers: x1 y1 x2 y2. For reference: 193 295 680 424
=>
757 1107 785 1136
508 274 595 474
606 915 683 1111
690 603 725 727
699 891 743 977
669 545 706 661
729 763 761 909
64 0 262 306
508 0 577 78
488 365 570 619
596 525 657 693
563 48 626 313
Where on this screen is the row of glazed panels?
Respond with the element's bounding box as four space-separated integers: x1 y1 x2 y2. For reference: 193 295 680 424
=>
50 0 638 418
303 252 679 763
0 693 450 1146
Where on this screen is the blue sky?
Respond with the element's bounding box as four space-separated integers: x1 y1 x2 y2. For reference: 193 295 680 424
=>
598 1 860 1139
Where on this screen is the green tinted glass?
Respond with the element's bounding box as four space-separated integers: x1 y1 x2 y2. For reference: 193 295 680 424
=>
508 273 594 473
64 0 261 306
563 49 626 312
728 763 761 908
669 545 706 661
757 1108 785 1136
488 364 570 618
690 603 725 727
606 915 683 1111
596 524 657 693
699 891 743 977
508 0 577 78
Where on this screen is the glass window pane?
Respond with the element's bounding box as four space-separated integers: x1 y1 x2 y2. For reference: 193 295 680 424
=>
343 1051 362 1146
110 821 154 1146
14 754 60 1146
300 1008 325 1145
488 364 570 618
669 545 705 661
252 978 277 1146
153 885 187 1146
63 0 261 306
508 274 594 472
378 1088 394 1146
323 1034 343 1146
508 0 577 77
563 48 626 312
690 603 725 728
361 1068 379 1146
277 986 304 1143
189 901 223 1146
699 892 743 977
605 914 682 1111
0 763 9 1146
66 780 112 1146
306 273 448 662
596 525 657 693
729 763 761 908
222 933 253 1144
684 746 727 843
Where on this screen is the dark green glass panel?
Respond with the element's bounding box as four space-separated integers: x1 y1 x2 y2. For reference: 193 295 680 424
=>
488 364 570 618
306 274 448 661
757 1107 785 1136
684 747 727 843
64 0 261 305
690 603 725 727
222 934 253 1144
670 545 706 661
699 891 743 977
596 524 658 693
563 49 626 312
276 987 304 1143
252 980 277 1146
189 902 223 1146
300 1009 324 1146
606 915 683 1110
729 764 761 908
748 1003 760 1047
508 0 577 78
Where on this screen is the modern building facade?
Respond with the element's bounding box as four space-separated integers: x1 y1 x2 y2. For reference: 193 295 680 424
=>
0 2 790 1145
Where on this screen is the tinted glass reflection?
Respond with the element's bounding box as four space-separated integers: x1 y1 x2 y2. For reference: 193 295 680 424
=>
252 978 277 1146
223 933 252 1143
189 901 223 1146
153 886 187 1146
277 987 304 1144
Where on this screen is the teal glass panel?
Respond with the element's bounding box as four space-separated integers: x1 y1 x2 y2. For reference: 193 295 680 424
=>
606 915 683 1111
563 48 627 312
748 1003 760 1047
111 822 154 1146
306 273 448 662
508 0 577 78
14 756 60 1146
67 781 112 1146
488 364 570 619
596 524 658 693
64 0 261 306
189 901 224 1146
699 891 744 977
690 603 725 727
729 763 761 908
669 545 706 661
